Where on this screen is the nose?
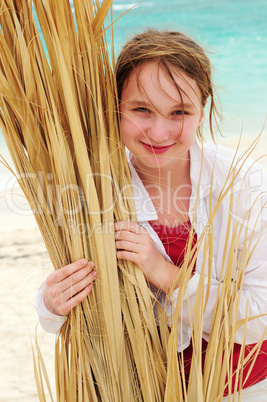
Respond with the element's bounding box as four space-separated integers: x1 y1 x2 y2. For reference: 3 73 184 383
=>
146 115 175 144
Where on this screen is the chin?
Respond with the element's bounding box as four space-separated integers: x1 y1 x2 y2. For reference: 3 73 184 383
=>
135 155 177 170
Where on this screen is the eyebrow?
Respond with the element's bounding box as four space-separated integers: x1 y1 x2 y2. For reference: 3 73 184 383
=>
125 100 195 109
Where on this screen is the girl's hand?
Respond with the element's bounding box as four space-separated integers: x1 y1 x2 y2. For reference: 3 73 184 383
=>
43 259 97 316
115 221 179 293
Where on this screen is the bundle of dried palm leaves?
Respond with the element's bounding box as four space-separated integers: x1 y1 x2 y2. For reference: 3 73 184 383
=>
0 1 266 401
0 1 168 400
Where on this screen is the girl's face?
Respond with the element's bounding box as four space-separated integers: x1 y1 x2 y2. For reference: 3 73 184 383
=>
119 62 204 173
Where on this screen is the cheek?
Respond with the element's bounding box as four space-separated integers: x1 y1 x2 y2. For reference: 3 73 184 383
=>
120 117 133 145
178 120 198 140
190 115 203 132
120 115 143 140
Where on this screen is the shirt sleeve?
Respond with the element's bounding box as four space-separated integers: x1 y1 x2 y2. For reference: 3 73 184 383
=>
35 281 67 334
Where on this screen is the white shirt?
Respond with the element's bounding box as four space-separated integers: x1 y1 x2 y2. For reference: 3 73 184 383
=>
35 141 267 351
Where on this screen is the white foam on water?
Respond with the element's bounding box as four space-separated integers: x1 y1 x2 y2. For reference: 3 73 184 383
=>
113 3 140 11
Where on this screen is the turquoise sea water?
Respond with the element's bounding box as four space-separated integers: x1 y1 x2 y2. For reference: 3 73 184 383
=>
0 0 266 166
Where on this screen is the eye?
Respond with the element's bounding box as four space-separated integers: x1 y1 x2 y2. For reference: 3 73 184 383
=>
173 110 187 116
134 107 149 113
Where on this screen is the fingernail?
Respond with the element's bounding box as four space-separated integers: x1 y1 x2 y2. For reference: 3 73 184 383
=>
81 259 88 265
89 262 95 269
91 271 97 279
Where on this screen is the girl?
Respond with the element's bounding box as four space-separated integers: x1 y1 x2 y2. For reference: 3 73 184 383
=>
35 29 267 400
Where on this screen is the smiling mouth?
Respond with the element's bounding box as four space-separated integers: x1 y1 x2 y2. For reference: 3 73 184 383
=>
141 142 175 154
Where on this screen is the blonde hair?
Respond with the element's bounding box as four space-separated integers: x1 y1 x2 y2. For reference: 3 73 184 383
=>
115 29 221 141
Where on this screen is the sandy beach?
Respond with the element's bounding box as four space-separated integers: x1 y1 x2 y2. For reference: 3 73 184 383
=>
0 229 55 401
0 134 266 401
0 157 55 400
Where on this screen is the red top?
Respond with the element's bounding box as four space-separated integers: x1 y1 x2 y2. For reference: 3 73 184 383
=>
150 221 267 396
149 221 197 269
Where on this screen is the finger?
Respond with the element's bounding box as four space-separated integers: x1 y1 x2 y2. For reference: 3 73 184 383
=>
67 283 93 313
115 240 140 254
117 250 141 266
63 270 97 300
114 221 144 235
57 259 93 283
51 271 97 316
59 264 95 293
46 259 93 286
115 230 140 243
56 283 93 316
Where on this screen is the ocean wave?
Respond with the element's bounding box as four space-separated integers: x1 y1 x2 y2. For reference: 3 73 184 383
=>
70 2 154 13
113 2 154 11
113 3 140 11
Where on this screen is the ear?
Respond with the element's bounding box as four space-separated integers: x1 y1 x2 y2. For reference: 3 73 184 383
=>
198 99 208 127
198 109 205 127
